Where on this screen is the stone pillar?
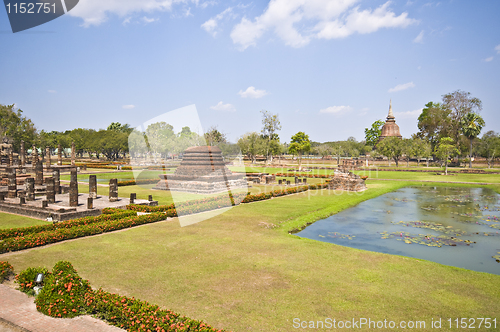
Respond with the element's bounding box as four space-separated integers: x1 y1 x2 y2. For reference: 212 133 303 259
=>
20 140 25 166
19 191 26 205
130 193 136 204
25 177 35 201
303 178 307 184
278 179 282 185
89 175 97 198
46 177 55 203
52 169 60 194
57 144 62 166
0 193 4 201
32 145 38 166
35 160 43 185
42 200 48 208
294 176 298 184
45 147 51 168
87 197 93 209
265 176 271 184
7 167 17 198
69 169 78 207
286 180 291 185
148 195 153 202
109 178 118 202
71 142 76 166
6 151 11 167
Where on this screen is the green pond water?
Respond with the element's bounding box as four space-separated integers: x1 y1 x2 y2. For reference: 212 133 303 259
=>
297 186 500 275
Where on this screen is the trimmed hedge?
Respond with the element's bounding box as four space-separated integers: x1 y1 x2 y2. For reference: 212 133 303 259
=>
18 261 225 331
0 210 137 240
117 179 158 186
275 172 332 179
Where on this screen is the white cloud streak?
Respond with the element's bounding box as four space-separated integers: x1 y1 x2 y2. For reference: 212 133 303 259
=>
495 44 500 54
201 7 233 37
122 105 136 109
319 105 352 114
210 101 235 112
484 56 493 62
48 90 57 93
231 0 417 50
394 108 422 118
413 30 424 43
388 81 415 93
68 0 186 27
238 86 268 98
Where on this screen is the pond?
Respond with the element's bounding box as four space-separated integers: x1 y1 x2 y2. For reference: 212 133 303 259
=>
296 186 500 275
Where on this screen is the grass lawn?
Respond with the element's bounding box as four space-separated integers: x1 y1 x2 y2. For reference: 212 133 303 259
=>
3 180 500 331
0 213 48 229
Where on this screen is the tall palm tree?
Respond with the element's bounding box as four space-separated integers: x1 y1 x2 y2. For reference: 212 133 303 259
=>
461 112 485 168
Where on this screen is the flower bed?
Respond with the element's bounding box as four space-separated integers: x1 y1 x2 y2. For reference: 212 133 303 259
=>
0 212 166 253
0 261 14 283
0 210 136 240
18 261 225 331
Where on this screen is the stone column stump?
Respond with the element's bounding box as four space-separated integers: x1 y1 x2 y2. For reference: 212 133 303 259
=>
109 178 118 202
57 144 62 166
25 178 35 201
89 175 97 198
52 169 61 194
45 147 51 168
35 160 43 185
7 167 17 198
87 197 93 209
46 177 55 203
20 140 25 166
69 169 78 207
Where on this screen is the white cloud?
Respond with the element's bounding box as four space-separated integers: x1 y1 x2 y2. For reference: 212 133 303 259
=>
319 105 352 114
238 86 268 98
122 105 136 109
388 81 415 93
199 1 217 9
231 0 417 50
413 30 424 43
394 108 422 118
495 44 500 54
142 16 158 23
48 90 57 93
484 56 494 62
201 7 233 37
210 101 235 112
122 17 132 25
68 0 185 27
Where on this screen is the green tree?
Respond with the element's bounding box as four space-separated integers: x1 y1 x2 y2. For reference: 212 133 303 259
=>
479 131 500 168
107 122 132 133
204 126 227 146
128 129 148 158
145 122 174 162
376 137 404 167
237 132 265 164
410 136 431 167
364 120 385 146
260 110 282 162
417 102 451 151
0 104 37 151
288 132 311 170
460 112 485 168
401 138 413 167
434 137 459 175
314 143 332 159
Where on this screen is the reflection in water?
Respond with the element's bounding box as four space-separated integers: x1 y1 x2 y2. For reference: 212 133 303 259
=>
297 186 500 275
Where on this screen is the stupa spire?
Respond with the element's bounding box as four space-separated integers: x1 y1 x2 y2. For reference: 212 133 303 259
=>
387 99 395 119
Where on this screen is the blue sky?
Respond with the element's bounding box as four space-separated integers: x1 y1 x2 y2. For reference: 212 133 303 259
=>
1 0 499 143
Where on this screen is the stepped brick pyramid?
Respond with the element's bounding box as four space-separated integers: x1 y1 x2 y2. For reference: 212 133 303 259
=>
153 146 247 194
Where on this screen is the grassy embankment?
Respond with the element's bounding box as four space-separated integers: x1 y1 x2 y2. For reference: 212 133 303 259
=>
2 174 500 331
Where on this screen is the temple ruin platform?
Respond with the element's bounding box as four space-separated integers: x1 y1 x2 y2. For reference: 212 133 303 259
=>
0 193 157 221
153 146 247 194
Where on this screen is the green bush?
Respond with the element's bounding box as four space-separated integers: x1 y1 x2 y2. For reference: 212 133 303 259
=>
15 266 51 296
0 261 14 283
35 261 93 318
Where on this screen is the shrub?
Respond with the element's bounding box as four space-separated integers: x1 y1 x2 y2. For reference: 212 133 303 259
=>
35 261 93 318
0 261 14 283
15 266 51 296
